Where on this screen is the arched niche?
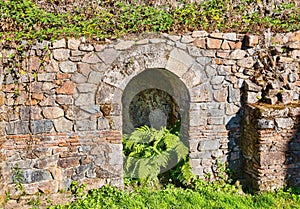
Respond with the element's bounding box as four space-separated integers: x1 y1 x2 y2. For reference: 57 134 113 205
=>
122 68 190 145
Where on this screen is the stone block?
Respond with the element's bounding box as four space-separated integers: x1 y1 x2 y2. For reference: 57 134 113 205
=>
42 107 64 119
37 73 56 81
68 38 80 50
23 169 52 183
213 88 227 102
230 49 246 59
53 118 73 132
79 44 94 51
190 83 212 102
97 48 120 65
257 119 275 129
52 39 66 49
115 41 135 50
75 93 94 106
207 117 224 125
244 35 259 47
77 83 97 93
30 120 54 134
166 48 194 77
244 80 262 92
194 38 206 48
237 57 254 68
20 106 42 121
207 38 222 49
56 81 76 95
181 35 195 43
82 52 101 63
245 91 261 104
88 71 104 84
188 46 203 57
76 120 96 131
53 49 70 61
59 61 77 73
56 95 73 105
39 180 59 194
275 118 294 129
58 157 80 168
192 30 208 38
97 117 110 130
198 140 220 151
45 59 59 72
6 121 30 135
108 144 123 165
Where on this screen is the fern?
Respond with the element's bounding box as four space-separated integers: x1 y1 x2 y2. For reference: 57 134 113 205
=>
123 125 193 185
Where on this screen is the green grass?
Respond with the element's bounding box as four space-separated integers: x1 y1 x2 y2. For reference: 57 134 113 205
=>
49 181 300 209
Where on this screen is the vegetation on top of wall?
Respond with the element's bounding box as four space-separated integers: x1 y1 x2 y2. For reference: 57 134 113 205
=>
0 0 299 42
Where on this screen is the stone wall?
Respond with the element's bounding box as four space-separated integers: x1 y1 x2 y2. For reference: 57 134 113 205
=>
0 30 300 199
242 104 300 191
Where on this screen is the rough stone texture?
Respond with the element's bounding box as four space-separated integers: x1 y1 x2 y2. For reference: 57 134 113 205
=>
242 104 300 191
1 31 300 198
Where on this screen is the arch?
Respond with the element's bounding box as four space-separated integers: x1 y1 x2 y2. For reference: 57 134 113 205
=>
122 68 190 139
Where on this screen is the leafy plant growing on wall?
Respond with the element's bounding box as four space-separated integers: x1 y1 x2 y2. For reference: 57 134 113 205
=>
123 125 194 185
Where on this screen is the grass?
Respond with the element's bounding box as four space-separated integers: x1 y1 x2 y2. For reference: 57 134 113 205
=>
48 181 300 209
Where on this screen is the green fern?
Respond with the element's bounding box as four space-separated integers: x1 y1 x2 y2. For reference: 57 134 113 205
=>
123 125 192 184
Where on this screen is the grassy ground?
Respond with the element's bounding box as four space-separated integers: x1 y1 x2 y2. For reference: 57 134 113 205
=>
48 181 300 209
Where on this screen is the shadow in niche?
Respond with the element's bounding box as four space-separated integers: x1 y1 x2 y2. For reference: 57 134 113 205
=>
225 84 245 183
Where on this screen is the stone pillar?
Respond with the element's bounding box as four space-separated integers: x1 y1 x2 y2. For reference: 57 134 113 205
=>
242 104 300 191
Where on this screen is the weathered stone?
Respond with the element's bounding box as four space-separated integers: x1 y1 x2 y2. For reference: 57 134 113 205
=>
230 49 247 59
188 46 203 56
79 44 94 51
45 59 59 72
6 121 30 135
223 33 237 41
97 48 120 65
53 49 70 61
197 56 211 66
190 83 212 102
213 88 228 102
97 117 110 130
75 93 94 106
39 180 59 194
82 52 101 63
56 81 76 95
225 103 240 115
37 73 56 81
52 39 66 49
40 95 56 106
288 42 300 49
274 118 294 129
237 57 254 68
30 120 54 133
279 91 293 104
42 82 57 94
257 119 274 129
182 63 207 87
76 83 97 93
192 30 208 38
244 80 262 92
244 35 259 47
207 38 222 49
198 140 220 151
71 72 87 83
194 38 206 48
115 41 135 50
23 169 52 183
58 157 80 168
221 40 231 50
59 61 77 73
292 50 300 59
53 117 73 132
88 71 104 84
208 117 224 125
108 144 123 165
20 106 42 121
245 91 261 103
56 95 73 105
166 48 194 77
68 38 80 50
181 35 195 43
42 107 64 119
76 120 96 131
210 76 224 85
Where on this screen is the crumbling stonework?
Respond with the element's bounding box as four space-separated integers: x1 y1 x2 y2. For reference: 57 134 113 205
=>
242 104 300 191
0 30 300 199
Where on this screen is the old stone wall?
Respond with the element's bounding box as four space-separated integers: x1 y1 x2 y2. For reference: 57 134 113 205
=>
0 30 300 198
242 104 300 191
